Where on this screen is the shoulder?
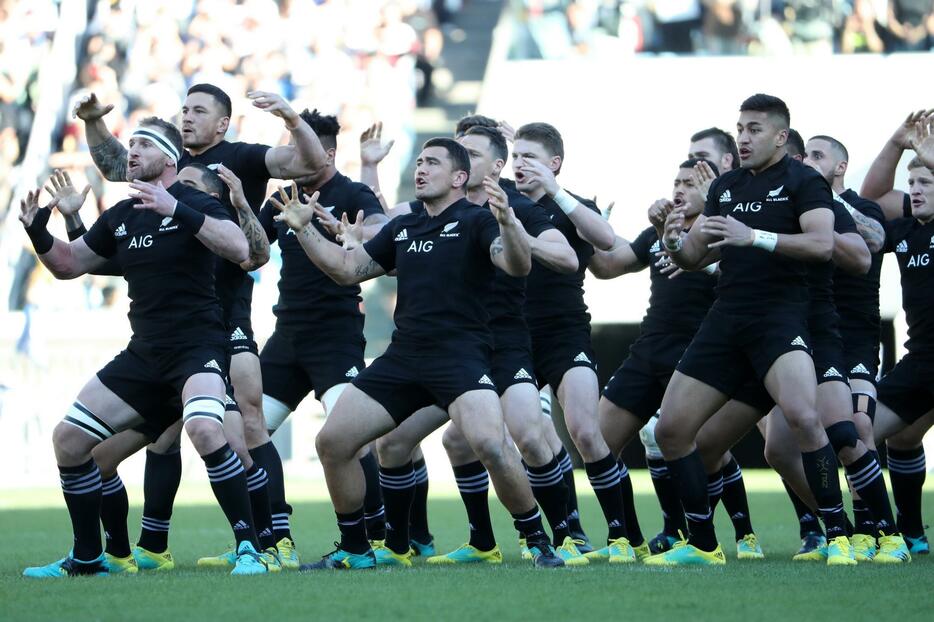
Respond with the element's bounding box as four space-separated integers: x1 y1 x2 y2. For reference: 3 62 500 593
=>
843 190 885 223
709 167 743 194
787 158 828 189
568 191 599 214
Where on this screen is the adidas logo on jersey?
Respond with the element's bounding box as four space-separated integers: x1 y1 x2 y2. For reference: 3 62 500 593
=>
850 363 871 375
650 240 661 253
394 229 409 242
790 336 808 348
345 366 359 378
514 368 533 380
896 240 908 253
232 520 249 530
224 394 236 406
573 352 592 364
204 359 222 371
114 223 127 237
823 367 843 378
440 221 460 238
478 374 494 386
230 327 247 341
719 190 732 203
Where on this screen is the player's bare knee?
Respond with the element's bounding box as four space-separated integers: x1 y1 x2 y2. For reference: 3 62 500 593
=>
375 434 413 466
513 428 550 465
52 421 96 464
469 434 507 469
184 418 224 454
653 416 685 457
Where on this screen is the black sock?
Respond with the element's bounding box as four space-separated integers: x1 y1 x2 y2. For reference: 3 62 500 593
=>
852 500 875 535
887 446 926 537
526 456 570 545
410 458 431 542
707 472 724 512
453 461 496 551
557 447 583 532
801 444 847 539
203 444 258 549
60 459 103 561
512 506 549 547
379 462 416 554
667 451 717 551
618 460 644 546
781 478 823 538
845 451 896 536
100 473 130 557
137 449 181 553
249 441 292 542
337 507 370 554
647 457 687 536
585 453 626 541
359 451 386 541
245 463 276 550
720 458 754 540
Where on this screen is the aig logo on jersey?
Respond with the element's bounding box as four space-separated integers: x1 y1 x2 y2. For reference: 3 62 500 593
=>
906 253 930 268
128 234 153 249
440 221 460 238
732 201 762 213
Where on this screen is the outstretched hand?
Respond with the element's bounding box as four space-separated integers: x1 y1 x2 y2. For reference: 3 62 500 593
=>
892 109 931 150
72 92 114 121
359 122 395 166
485 177 516 226
45 169 91 216
270 182 317 231
909 112 934 171
130 180 177 216
18 188 42 228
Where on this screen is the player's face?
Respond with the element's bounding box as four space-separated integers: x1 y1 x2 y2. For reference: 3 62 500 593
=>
736 111 786 171
458 134 502 190
414 146 465 201
512 138 557 193
181 92 228 149
908 166 934 221
672 167 702 217
803 139 840 184
688 137 730 175
127 135 172 182
177 167 219 197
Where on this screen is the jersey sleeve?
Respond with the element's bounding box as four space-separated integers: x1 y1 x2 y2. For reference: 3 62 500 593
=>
856 198 886 225
188 192 234 223
474 208 502 252
258 202 278 244
833 202 858 235
703 177 724 217
363 220 398 272
354 185 384 220
515 201 553 238
82 208 117 259
629 227 655 266
882 218 913 254
794 172 833 217
232 142 272 182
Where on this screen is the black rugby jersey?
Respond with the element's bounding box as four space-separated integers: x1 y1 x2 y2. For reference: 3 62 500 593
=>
363 198 501 353
630 226 716 337
82 182 232 342
884 217 934 355
703 155 833 313
833 190 885 334
258 171 383 326
523 192 600 334
808 201 858 318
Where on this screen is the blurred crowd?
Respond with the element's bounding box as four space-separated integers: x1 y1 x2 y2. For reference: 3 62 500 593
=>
3 0 450 316
509 0 934 58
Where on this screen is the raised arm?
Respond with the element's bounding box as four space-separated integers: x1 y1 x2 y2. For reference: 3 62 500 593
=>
486 177 531 276
249 91 329 180
73 92 128 182
215 164 270 271
833 231 871 275
19 189 107 279
861 110 929 219
359 122 394 198
522 159 615 250
129 180 247 264
529 228 578 274
271 183 386 285
701 208 834 263
588 236 643 279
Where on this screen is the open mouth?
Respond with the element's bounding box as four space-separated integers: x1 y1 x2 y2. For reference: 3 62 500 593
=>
514 171 526 183
673 197 685 208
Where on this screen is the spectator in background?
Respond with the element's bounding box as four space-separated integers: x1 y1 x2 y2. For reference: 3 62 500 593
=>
701 0 745 55
841 0 885 53
882 0 934 51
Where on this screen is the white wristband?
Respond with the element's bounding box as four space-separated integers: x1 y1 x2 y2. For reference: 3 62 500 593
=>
663 236 683 253
752 229 778 252
554 188 578 215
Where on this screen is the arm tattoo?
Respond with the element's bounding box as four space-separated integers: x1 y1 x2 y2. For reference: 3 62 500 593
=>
490 237 504 258
89 135 129 182
235 206 269 265
850 209 886 250
354 258 378 277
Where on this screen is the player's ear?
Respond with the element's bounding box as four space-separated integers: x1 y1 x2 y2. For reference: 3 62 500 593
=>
217 115 230 137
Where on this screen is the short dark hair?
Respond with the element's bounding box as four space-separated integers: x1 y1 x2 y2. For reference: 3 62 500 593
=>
679 158 719 177
908 156 930 171
182 162 228 202
809 134 849 162
786 128 805 158
515 122 564 162
465 126 508 162
739 93 790 129
299 108 340 151
187 83 232 118
139 116 183 158
690 128 738 171
455 114 497 138
423 137 471 177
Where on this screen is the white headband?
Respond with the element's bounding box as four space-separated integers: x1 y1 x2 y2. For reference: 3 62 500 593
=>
131 126 180 164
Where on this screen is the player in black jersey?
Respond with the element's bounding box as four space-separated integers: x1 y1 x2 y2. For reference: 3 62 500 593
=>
688 128 739 174
74 83 325 568
20 119 269 577
589 158 719 561
864 115 934 555
511 122 637 559
272 138 563 569
645 94 850 566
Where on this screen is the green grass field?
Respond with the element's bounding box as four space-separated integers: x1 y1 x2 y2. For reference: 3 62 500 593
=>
1 471 932 622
